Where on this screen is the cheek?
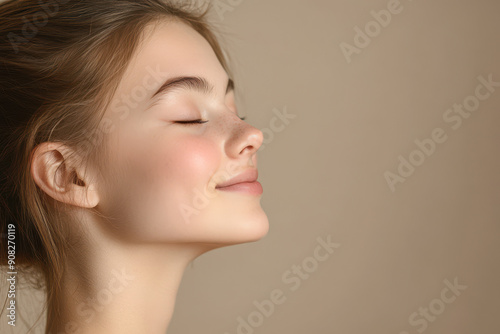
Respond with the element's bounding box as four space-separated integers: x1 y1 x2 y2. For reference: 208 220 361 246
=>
101 134 222 236
118 129 220 190
158 135 220 186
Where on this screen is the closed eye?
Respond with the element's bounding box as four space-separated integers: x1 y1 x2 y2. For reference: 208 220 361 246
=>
175 116 246 124
175 119 209 124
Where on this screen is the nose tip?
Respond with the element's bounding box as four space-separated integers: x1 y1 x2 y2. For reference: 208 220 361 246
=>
242 126 264 155
224 113 264 159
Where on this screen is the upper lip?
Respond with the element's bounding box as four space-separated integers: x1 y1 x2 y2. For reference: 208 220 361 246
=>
215 169 258 188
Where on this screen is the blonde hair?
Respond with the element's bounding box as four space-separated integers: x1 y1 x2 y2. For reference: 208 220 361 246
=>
0 0 232 332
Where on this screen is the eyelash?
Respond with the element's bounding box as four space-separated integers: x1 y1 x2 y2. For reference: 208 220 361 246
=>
175 119 209 125
175 116 246 124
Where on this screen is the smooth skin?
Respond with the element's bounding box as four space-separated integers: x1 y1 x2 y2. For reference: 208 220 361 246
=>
30 19 268 334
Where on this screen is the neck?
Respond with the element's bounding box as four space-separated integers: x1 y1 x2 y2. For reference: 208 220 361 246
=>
49 239 217 334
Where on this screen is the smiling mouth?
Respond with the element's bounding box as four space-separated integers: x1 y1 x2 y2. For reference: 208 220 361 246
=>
213 168 261 195
215 181 263 195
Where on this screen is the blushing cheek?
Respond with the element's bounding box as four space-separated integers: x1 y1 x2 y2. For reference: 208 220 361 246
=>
151 135 221 228
159 135 220 190
108 135 221 234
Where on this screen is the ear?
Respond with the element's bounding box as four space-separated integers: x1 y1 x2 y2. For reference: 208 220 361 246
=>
30 142 100 208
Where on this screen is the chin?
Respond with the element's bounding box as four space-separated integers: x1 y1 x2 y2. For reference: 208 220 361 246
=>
196 208 270 247
229 211 269 244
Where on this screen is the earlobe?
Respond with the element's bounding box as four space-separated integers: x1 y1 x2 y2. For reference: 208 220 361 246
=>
30 142 100 208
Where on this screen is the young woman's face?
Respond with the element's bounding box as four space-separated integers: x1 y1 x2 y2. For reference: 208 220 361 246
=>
96 20 269 245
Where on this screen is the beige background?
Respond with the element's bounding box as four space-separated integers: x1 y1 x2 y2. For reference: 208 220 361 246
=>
170 1 500 333
2 0 500 333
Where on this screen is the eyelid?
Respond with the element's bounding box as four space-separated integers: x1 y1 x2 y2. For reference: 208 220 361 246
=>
174 119 209 124
173 115 246 125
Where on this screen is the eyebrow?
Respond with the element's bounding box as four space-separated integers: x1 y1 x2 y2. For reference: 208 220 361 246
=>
150 76 234 101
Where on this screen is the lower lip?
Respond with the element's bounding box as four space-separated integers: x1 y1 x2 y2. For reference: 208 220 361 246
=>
216 181 263 195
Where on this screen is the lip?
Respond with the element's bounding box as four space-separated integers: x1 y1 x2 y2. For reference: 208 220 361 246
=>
215 169 263 195
216 181 263 195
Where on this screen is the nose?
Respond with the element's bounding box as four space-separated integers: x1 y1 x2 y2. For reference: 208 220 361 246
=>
225 118 264 159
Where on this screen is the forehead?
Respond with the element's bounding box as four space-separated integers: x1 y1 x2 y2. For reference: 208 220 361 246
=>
113 19 228 105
